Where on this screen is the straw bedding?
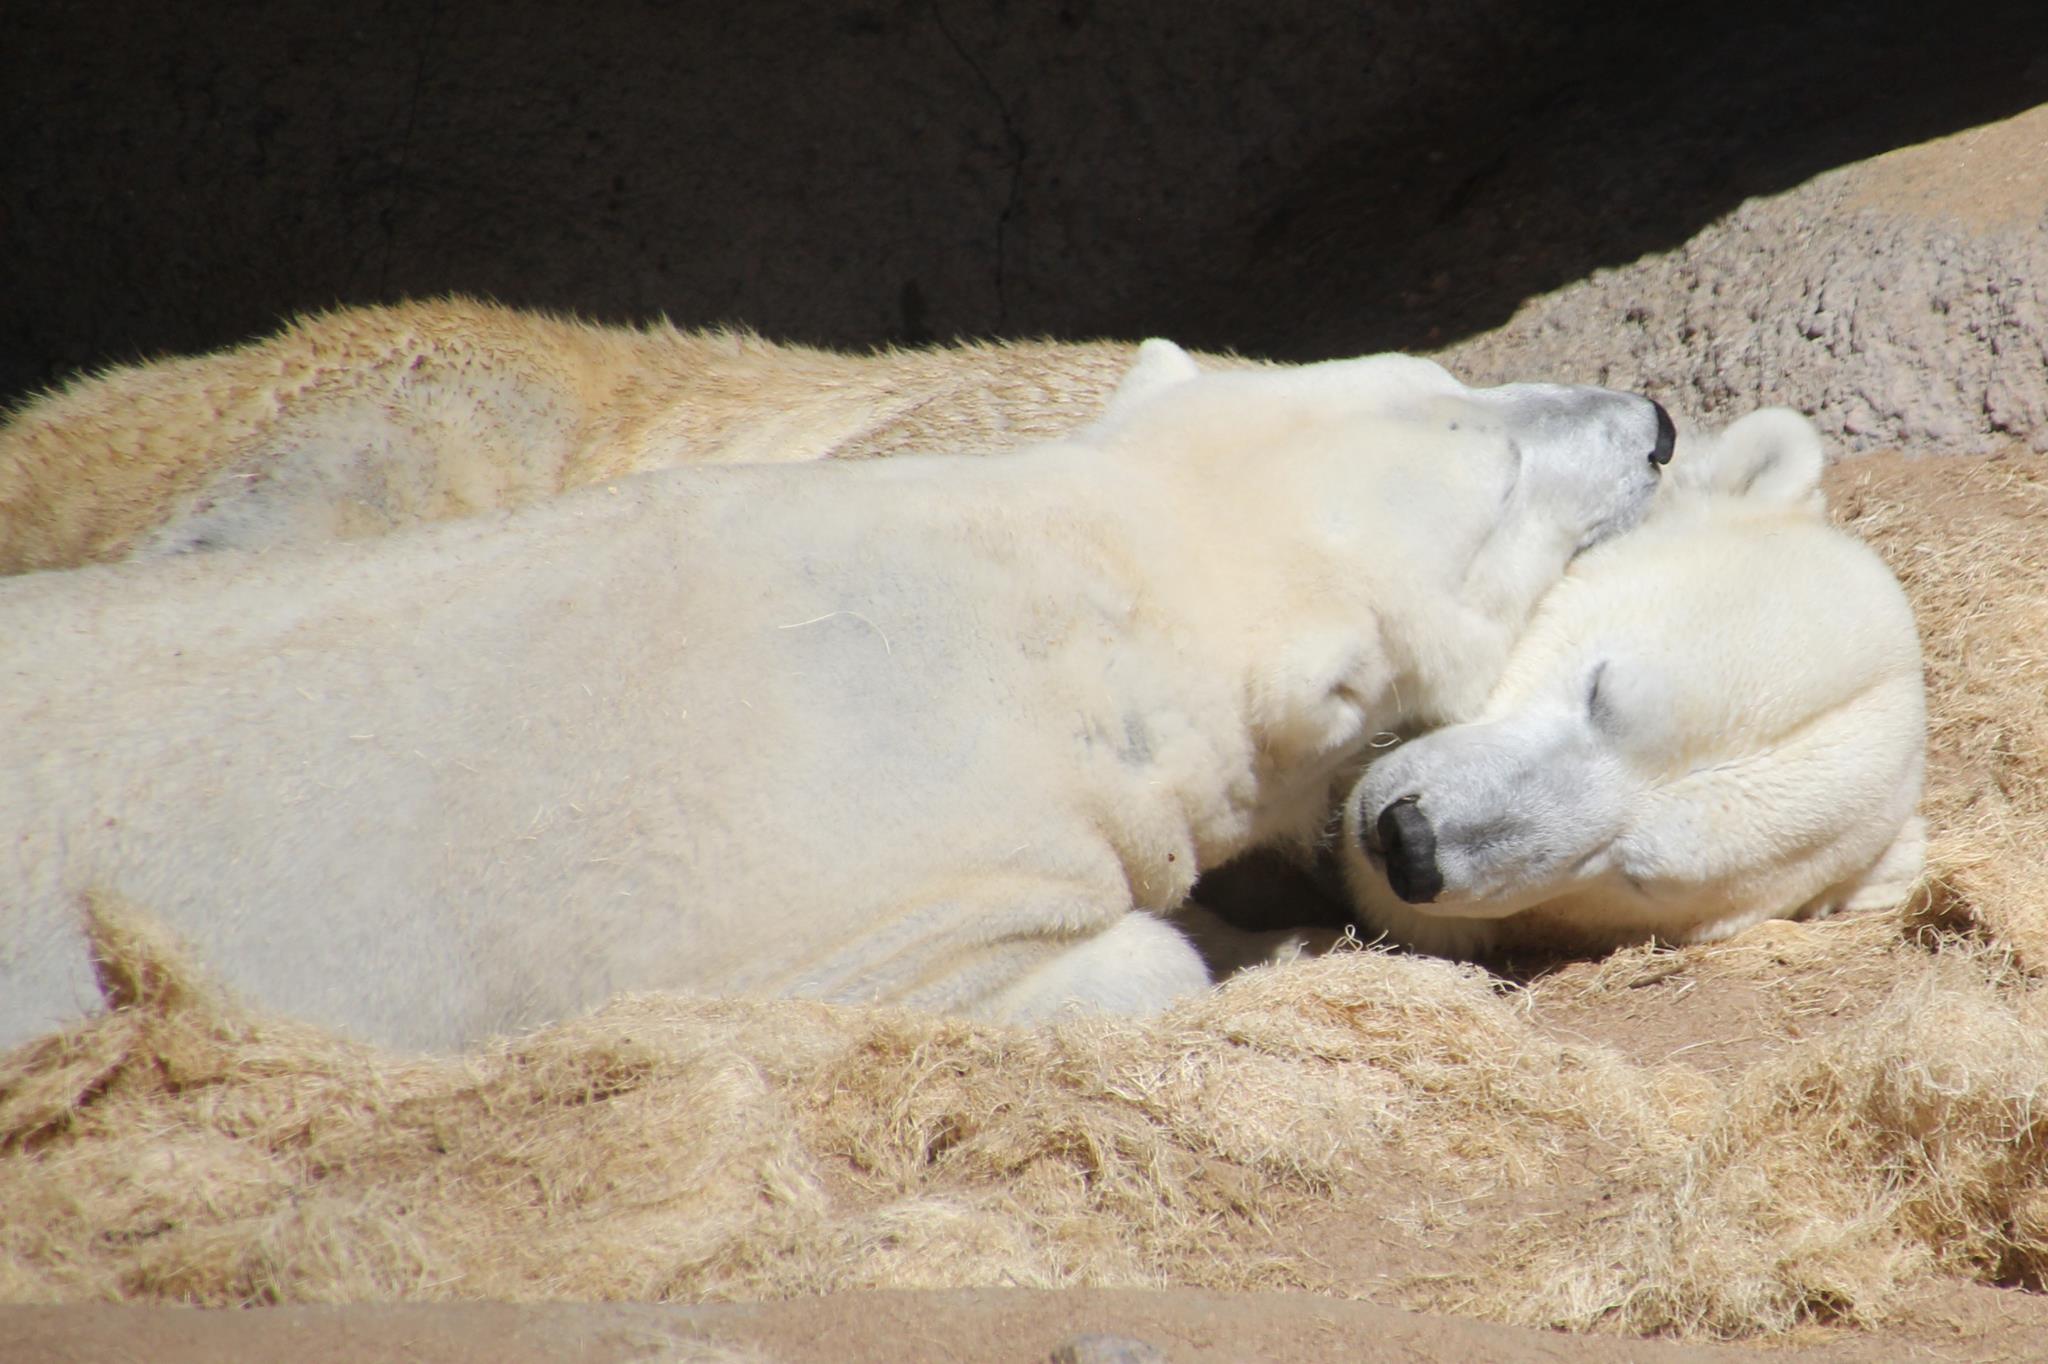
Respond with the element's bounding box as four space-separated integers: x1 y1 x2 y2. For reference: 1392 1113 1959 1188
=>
3 448 2044 1340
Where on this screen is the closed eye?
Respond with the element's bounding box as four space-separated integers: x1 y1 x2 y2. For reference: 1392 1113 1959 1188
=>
1585 660 1610 722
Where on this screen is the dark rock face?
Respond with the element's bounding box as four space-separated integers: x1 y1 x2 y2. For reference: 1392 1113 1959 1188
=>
7 2 2046 408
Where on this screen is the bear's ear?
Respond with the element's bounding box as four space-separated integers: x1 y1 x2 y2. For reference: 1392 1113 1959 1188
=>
1676 407 1827 513
1102 338 1202 419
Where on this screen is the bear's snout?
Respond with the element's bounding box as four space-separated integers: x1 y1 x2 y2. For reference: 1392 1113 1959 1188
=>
1373 796 1443 904
1648 400 1677 467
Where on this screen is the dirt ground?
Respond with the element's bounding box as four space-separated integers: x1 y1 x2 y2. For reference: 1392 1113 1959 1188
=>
12 1285 2048 1364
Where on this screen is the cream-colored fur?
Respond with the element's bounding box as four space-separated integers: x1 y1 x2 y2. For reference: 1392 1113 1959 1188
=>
1338 409 1927 958
0 342 1668 1050
0 298 1195 572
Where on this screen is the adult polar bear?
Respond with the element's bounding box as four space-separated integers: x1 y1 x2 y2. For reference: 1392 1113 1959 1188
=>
1342 409 1926 957
0 297 1186 572
0 343 1671 1051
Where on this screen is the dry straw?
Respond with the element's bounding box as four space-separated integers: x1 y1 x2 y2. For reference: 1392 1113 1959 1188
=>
0 895 1692 1306
1490 952 2048 1336
3 450 2046 1339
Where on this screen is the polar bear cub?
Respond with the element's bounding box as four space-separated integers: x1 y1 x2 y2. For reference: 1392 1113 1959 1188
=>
1339 409 1926 958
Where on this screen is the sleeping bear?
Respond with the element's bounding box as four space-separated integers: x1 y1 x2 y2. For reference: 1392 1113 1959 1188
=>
0 341 1670 1050
1339 408 1925 958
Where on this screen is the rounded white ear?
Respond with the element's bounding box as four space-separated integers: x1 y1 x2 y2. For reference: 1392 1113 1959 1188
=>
1676 407 1827 512
1103 338 1202 418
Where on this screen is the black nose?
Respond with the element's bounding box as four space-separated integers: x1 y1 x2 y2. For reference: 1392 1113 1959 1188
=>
1374 797 1443 904
1648 400 1676 467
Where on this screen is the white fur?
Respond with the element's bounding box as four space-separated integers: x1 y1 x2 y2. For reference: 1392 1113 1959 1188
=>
1339 409 1927 958
0 343 1668 1049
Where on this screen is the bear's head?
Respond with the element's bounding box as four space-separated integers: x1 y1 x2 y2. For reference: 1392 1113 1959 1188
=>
1337 408 1927 957
1094 339 1674 574
1088 341 1679 760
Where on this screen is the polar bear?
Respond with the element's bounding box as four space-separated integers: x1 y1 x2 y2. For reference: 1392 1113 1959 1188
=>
0 341 1672 1051
0 297 1217 573
1338 408 1926 958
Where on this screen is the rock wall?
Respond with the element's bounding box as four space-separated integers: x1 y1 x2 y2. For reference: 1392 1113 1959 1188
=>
1439 109 2048 453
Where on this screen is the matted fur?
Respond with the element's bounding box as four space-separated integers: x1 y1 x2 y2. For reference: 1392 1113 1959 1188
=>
0 298 1183 572
2 450 2044 1341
